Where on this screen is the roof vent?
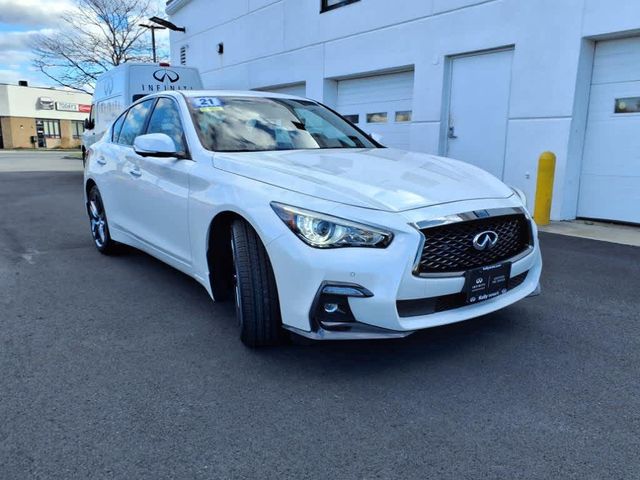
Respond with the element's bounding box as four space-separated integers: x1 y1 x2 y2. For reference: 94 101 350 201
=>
18 80 28 87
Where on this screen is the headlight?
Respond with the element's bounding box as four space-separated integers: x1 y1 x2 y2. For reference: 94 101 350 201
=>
510 186 527 207
270 202 393 248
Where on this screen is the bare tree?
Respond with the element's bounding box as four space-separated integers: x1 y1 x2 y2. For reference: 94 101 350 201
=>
31 0 156 93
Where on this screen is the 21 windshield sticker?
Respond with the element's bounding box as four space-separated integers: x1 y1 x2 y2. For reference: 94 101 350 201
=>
193 97 224 111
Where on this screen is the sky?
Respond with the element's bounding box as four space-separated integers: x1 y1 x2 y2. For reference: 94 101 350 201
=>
0 0 169 89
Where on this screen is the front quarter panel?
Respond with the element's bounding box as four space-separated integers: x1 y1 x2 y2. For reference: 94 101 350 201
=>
187 156 291 292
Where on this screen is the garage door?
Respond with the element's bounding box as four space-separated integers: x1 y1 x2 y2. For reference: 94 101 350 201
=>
336 70 414 150
256 82 306 97
578 37 640 223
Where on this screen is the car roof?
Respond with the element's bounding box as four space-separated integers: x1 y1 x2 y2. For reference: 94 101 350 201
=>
181 89 309 101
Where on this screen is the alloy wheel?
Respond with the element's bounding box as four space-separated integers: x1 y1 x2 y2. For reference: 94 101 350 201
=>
88 194 107 248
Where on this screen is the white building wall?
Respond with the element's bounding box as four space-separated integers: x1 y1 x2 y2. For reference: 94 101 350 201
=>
167 0 640 221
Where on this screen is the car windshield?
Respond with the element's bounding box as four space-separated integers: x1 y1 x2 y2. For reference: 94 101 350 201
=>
187 96 377 152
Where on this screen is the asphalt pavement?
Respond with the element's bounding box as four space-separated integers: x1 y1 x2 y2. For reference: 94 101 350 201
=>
0 153 638 479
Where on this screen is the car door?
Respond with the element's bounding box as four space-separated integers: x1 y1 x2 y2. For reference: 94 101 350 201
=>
109 98 156 238
91 110 126 232
127 96 193 267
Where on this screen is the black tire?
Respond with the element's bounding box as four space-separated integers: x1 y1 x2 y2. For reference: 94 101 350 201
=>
87 185 118 255
231 219 282 347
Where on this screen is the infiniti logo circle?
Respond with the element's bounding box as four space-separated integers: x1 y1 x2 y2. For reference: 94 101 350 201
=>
153 69 180 83
103 77 114 96
472 230 499 251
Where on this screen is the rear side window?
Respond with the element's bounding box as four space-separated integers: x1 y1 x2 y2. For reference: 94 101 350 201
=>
118 99 155 146
146 98 186 152
111 113 126 143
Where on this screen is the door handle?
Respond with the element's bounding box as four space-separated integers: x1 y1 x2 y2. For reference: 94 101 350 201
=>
97 158 107 165
128 168 141 178
448 126 458 139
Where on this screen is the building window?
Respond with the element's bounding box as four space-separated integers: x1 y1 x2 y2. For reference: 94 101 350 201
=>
343 114 359 124
614 97 640 114
395 111 412 122
366 112 387 123
321 0 360 13
180 45 187 65
72 120 85 138
38 119 61 138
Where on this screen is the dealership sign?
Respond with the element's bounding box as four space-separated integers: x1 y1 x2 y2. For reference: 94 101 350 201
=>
55 101 91 113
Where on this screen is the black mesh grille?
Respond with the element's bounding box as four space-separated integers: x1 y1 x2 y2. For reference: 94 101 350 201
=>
417 214 531 274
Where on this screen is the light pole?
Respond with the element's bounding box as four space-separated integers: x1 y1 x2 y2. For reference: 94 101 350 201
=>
140 24 166 63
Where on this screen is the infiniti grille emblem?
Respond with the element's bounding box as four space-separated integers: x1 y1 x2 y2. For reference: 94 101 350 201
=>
472 230 499 251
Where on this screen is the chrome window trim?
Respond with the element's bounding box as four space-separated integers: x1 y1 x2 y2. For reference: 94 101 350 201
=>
410 207 533 278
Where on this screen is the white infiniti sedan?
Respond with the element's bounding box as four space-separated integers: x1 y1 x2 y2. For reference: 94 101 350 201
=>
84 90 542 346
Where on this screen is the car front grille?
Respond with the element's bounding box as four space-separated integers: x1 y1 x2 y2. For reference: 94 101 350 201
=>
416 213 532 275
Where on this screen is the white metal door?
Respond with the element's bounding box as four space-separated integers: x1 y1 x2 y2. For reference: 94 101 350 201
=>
336 71 414 150
578 37 640 223
445 49 513 179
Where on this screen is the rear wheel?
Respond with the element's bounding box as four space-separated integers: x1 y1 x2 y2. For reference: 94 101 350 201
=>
87 185 118 254
230 219 282 347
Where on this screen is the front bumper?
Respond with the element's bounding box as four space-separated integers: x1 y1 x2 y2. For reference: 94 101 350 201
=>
266 198 543 339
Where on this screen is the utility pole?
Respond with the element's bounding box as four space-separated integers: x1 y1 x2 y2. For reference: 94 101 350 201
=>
140 24 166 63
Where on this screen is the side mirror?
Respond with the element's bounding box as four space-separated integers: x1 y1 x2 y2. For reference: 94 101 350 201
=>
84 119 90 130
133 133 179 158
370 133 383 144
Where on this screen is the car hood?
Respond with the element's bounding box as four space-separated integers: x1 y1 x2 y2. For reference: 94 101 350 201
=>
213 148 513 212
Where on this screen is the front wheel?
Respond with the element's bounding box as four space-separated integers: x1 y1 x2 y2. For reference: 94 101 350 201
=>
87 185 118 254
230 219 283 347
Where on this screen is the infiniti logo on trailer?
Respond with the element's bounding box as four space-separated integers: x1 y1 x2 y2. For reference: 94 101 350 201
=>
103 77 114 96
142 68 194 93
472 231 499 251
153 69 180 83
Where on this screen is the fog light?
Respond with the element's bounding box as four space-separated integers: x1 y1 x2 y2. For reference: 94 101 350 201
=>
310 282 374 332
324 303 339 313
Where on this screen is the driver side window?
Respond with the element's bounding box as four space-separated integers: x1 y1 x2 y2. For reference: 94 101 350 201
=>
145 98 186 152
111 113 126 143
118 99 155 146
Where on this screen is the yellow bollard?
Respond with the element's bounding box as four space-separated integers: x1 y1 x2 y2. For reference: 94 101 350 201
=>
533 151 556 225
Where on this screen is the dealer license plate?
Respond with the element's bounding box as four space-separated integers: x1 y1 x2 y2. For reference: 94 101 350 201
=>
464 262 511 304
